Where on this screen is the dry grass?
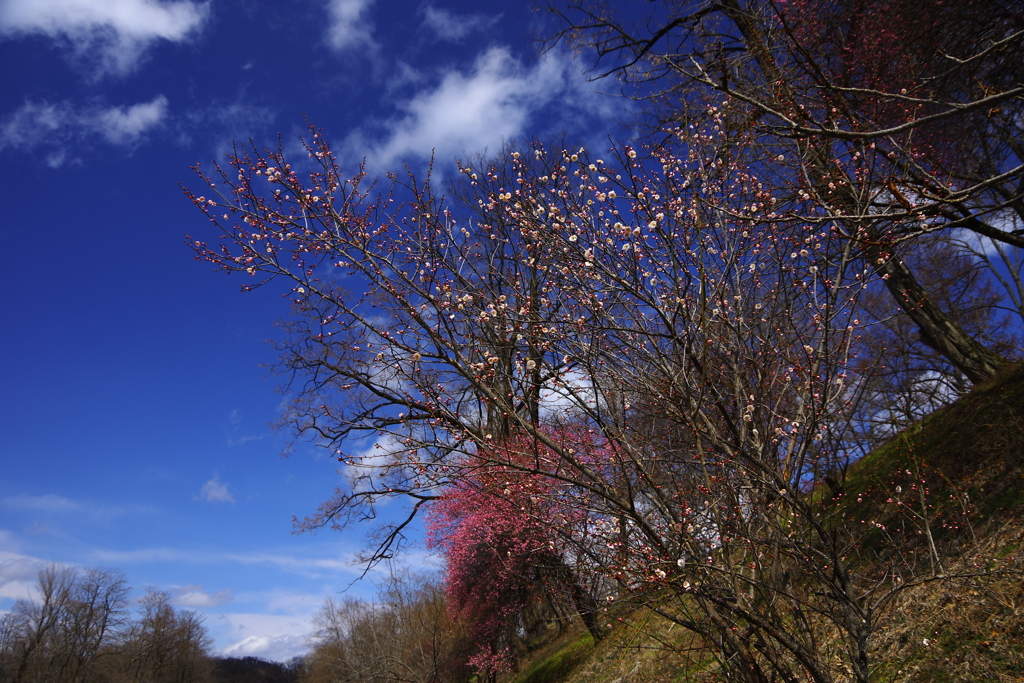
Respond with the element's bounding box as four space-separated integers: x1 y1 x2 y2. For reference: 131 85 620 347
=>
868 519 1024 683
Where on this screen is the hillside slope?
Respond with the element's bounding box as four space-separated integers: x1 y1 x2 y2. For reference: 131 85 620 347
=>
507 363 1024 683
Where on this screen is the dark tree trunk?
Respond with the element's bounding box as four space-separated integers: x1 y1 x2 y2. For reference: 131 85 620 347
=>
876 252 1007 383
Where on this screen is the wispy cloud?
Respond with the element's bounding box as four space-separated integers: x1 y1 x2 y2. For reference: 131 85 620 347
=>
235 588 327 614
227 434 265 447
1 494 80 513
90 547 195 564
421 5 500 42
224 553 365 579
0 96 168 166
197 475 235 504
0 0 209 78
0 495 157 526
87 547 366 580
179 100 276 158
324 0 375 52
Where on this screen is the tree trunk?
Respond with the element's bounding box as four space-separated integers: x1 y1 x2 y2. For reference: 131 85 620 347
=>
876 252 1006 383
566 573 605 643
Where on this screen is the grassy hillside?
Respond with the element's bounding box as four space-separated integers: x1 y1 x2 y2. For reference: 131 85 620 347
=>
504 363 1024 683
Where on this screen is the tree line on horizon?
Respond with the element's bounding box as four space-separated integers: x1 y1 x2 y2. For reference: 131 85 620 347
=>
0 565 212 683
0 565 305 683
186 0 1023 680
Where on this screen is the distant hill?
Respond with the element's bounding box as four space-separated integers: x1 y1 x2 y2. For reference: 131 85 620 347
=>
212 656 299 683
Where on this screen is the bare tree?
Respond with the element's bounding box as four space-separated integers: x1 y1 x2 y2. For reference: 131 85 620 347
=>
0 565 128 683
302 573 471 683
116 589 213 683
0 565 77 683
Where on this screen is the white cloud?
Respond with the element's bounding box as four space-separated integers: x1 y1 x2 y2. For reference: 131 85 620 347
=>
198 475 235 504
0 0 208 77
222 631 309 662
0 551 49 602
349 46 622 176
171 584 232 607
0 96 168 164
342 433 407 495
421 5 499 42
0 101 75 163
538 368 600 420
348 433 402 470
325 0 374 51
951 218 1023 260
218 613 312 661
97 96 169 145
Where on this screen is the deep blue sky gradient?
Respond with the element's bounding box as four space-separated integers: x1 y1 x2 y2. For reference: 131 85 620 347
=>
0 0 631 660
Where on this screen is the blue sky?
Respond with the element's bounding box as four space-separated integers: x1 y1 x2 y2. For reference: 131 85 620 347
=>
0 0 629 662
